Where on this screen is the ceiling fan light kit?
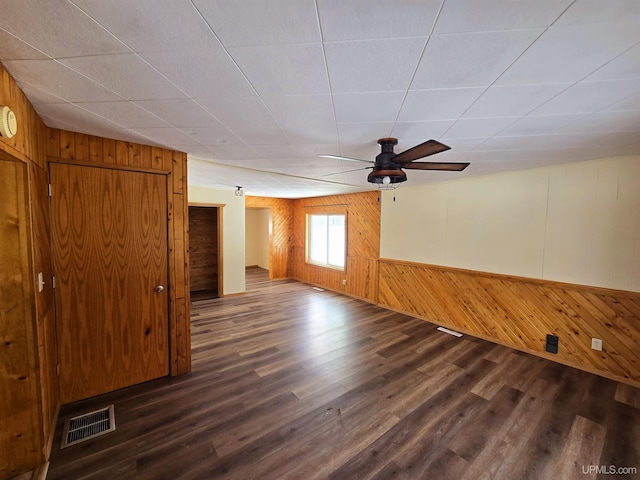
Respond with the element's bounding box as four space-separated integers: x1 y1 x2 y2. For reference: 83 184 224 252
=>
320 137 470 186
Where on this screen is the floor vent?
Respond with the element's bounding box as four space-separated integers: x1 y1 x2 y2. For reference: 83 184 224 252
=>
437 326 463 337
61 405 116 448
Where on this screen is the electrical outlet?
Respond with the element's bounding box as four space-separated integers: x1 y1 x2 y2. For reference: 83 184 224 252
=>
591 338 603 351
342 279 347 286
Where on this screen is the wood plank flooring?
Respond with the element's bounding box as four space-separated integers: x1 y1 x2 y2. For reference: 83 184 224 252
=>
47 269 640 479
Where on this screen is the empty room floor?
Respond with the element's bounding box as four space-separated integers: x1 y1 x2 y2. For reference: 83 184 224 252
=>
47 272 640 479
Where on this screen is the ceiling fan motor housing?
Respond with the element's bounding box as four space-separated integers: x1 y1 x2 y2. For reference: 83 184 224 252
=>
368 138 407 184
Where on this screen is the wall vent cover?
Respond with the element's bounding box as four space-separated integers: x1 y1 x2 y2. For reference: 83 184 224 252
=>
61 405 115 448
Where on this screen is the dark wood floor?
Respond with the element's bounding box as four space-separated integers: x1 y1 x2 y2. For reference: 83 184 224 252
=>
47 268 640 479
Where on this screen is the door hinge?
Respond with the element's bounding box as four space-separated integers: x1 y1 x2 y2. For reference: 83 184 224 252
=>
52 276 56 289
48 183 53 196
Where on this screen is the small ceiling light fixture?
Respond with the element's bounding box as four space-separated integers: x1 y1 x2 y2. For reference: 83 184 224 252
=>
235 186 244 196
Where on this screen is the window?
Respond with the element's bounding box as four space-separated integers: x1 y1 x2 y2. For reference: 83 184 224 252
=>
307 213 346 269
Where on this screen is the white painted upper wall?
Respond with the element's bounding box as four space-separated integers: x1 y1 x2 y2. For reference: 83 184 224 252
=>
381 155 640 292
188 185 245 295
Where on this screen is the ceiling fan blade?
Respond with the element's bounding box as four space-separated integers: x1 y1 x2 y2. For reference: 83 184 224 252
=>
403 161 470 171
318 154 373 164
321 166 372 177
393 139 451 164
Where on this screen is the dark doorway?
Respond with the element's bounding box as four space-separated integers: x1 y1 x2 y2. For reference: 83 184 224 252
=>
189 206 220 300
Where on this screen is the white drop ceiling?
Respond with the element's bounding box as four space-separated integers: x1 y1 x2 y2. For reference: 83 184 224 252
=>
1 0 639 198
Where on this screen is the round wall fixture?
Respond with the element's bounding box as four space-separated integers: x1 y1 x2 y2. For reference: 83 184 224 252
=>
0 106 18 139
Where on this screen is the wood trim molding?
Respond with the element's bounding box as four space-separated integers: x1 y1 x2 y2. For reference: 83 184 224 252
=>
48 157 171 174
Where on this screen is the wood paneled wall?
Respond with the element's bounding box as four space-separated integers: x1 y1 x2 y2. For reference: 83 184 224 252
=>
189 206 219 293
378 259 640 387
291 191 380 302
245 196 294 280
0 160 41 478
1 61 55 479
46 129 191 376
0 65 48 168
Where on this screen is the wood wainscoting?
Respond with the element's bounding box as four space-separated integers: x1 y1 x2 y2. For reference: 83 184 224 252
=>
378 259 640 387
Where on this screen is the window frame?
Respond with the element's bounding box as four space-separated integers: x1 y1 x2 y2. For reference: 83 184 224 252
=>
305 212 347 271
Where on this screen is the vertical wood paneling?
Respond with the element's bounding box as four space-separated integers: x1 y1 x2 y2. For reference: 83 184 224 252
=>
290 191 380 301
1 61 53 478
189 207 219 292
378 259 640 387
28 163 58 453
0 160 40 478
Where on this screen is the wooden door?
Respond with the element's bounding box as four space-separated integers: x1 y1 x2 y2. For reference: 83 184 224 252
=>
51 164 169 403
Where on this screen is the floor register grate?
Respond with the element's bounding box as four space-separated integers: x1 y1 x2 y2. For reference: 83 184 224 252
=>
61 405 116 448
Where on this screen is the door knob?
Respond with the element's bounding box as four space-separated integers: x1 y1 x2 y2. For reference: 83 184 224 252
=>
155 285 164 293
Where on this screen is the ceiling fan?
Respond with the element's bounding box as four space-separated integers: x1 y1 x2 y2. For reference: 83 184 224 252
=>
320 138 469 185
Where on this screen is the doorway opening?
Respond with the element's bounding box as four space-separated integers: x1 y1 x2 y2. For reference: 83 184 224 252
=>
245 207 270 287
189 205 222 300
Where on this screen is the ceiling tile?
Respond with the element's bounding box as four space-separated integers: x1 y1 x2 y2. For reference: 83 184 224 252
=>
199 96 277 127
411 30 542 89
533 79 640 115
390 120 454 140
317 0 442 41
130 127 203 147
226 121 290 145
497 114 586 137
262 95 335 126
463 84 570 117
433 0 572 34
0 0 129 57
134 99 221 127
2 59 124 102
208 144 262 160
61 53 187 101
443 116 520 138
19 83 66 105
560 110 640 134
35 102 125 132
496 22 640 85
0 29 49 60
74 0 222 53
74 101 172 128
603 92 640 112
228 44 330 96
338 122 395 143
282 123 339 145
399 88 485 121
178 126 244 146
586 43 640 82
333 91 405 123
193 0 320 47
553 0 640 27
142 49 255 100
325 38 426 93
